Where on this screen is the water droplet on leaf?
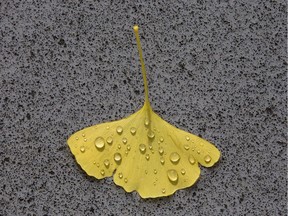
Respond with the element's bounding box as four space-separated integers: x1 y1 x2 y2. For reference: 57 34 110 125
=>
204 155 211 163
106 137 113 145
139 144 146 153
100 170 105 175
145 154 150 160
181 169 186 175
104 159 110 167
184 144 190 150
185 136 190 141
160 157 165 164
170 152 180 164
114 153 122 163
95 137 105 149
122 138 127 144
118 173 123 179
116 126 123 134
158 146 164 155
130 127 136 135
80 146 85 153
167 169 178 182
189 155 196 165
147 131 155 139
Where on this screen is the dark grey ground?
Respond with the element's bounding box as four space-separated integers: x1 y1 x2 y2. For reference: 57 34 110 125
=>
1 0 287 215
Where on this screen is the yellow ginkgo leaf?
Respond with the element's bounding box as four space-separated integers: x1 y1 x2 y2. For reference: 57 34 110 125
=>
67 25 221 198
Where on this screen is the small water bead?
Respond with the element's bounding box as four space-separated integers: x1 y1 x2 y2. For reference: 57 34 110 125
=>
118 144 121 149
204 155 211 163
122 138 128 144
124 178 128 183
100 170 105 175
149 145 153 150
106 126 110 130
82 133 85 137
139 144 146 153
84 138 87 142
116 126 123 134
162 188 166 194
167 169 178 182
144 118 149 126
93 161 96 165
160 157 165 165
118 173 123 179
106 137 113 145
125 150 128 155
114 153 122 163
145 154 150 160
186 136 190 141
184 144 190 150
160 137 164 142
75 137 79 140
181 169 186 175
154 169 157 174
197 150 201 154
96 163 100 167
147 131 155 139
127 145 131 151
130 127 137 135
95 137 105 149
80 146 85 153
104 159 110 167
158 147 164 155
189 155 196 165
145 170 148 174
170 152 180 164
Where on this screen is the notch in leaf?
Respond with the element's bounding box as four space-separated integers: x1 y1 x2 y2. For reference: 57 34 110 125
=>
67 25 221 198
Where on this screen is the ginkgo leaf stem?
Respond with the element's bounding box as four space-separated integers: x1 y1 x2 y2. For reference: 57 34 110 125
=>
133 25 151 108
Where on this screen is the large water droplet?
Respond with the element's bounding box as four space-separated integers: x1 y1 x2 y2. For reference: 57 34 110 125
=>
170 152 180 164
114 153 122 163
106 137 113 145
167 169 178 182
100 170 105 175
160 157 165 165
189 155 196 165
95 137 105 149
184 144 190 150
139 144 146 153
104 159 110 167
118 173 123 179
181 169 186 175
122 138 127 144
186 136 190 141
147 131 155 139
80 146 85 153
116 126 123 134
158 146 164 155
204 155 211 163
144 118 149 126
145 154 150 160
130 127 136 135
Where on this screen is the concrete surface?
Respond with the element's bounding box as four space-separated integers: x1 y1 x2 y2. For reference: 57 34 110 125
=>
1 0 287 215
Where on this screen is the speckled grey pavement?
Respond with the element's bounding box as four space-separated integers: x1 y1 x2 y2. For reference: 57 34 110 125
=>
1 0 287 215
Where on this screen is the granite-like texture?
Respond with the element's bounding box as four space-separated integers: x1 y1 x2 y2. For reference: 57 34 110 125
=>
1 0 287 215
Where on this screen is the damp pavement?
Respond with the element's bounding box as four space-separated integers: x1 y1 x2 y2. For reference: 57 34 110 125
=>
1 1 287 215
